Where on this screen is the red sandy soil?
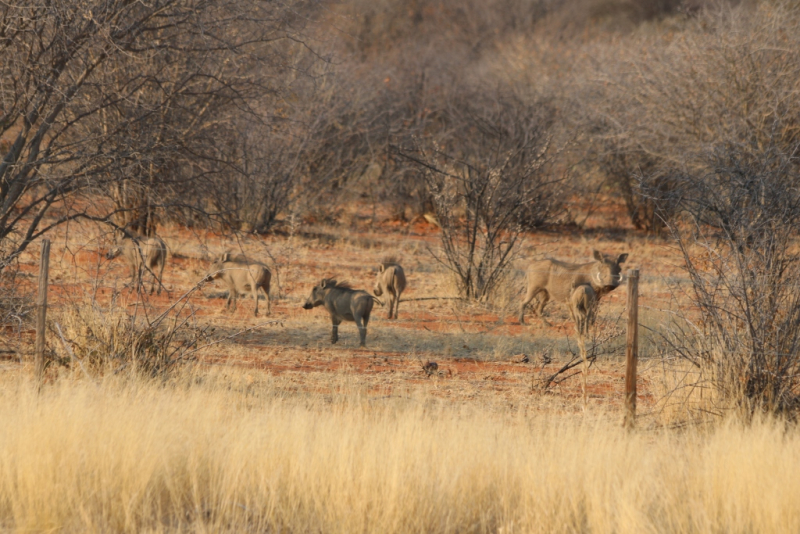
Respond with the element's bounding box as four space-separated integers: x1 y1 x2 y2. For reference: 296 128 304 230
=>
3 205 680 415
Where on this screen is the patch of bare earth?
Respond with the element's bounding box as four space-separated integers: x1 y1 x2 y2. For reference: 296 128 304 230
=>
6 211 680 417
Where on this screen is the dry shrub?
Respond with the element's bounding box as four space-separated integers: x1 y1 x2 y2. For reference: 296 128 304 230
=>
0 263 33 356
582 1 800 231
53 291 212 378
652 143 800 418
399 90 566 300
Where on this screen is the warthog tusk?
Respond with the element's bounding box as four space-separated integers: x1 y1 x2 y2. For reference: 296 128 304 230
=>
595 272 602 285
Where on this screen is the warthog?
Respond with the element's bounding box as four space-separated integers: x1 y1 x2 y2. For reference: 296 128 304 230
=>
373 259 406 319
569 284 598 337
302 279 375 347
205 252 271 316
519 250 628 324
106 236 167 294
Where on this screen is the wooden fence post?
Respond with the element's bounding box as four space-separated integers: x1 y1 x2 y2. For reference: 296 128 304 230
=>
624 269 639 430
35 239 51 390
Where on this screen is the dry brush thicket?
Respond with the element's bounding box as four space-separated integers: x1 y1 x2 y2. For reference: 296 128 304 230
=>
582 3 800 415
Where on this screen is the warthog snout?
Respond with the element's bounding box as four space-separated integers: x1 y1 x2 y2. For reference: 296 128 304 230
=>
302 301 314 309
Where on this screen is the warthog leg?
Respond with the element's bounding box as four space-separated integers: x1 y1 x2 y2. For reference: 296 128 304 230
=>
535 292 550 317
331 318 341 344
130 265 140 292
263 286 271 316
355 314 369 347
227 285 239 312
156 259 165 295
519 287 548 324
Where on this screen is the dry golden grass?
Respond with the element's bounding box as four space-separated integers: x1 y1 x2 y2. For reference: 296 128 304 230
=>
5 217 775 532
1 373 799 533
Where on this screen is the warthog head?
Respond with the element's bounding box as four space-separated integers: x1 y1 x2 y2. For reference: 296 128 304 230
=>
303 279 351 309
591 250 628 290
105 246 122 260
204 253 231 282
303 279 333 309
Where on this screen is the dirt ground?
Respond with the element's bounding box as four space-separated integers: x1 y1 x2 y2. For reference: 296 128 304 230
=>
3 206 688 422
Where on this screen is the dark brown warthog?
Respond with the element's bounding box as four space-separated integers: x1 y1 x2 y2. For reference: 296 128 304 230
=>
519 250 628 324
205 253 271 316
106 236 167 294
373 259 406 319
303 279 375 347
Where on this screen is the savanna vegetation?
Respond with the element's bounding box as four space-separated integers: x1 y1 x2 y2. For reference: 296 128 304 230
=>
2 0 800 531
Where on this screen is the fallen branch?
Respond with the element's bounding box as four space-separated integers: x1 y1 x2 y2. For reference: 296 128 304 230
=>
541 354 596 389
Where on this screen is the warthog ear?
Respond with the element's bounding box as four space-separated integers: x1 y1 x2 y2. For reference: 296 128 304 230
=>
379 264 385 273
221 252 230 262
593 250 603 261
320 279 328 288
617 253 629 264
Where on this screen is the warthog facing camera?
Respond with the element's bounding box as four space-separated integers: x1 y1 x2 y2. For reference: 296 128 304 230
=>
373 259 406 319
106 236 167 294
205 252 271 316
303 279 375 347
519 250 628 324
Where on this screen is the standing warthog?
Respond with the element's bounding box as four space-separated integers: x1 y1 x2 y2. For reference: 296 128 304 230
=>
106 236 167 294
569 284 598 337
519 250 628 324
373 259 406 319
302 279 375 347
205 252 271 316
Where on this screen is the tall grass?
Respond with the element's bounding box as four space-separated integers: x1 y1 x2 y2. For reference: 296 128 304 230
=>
1 375 799 533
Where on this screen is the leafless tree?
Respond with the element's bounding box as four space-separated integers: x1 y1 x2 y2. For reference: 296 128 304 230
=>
397 92 565 300
650 139 800 417
0 0 321 264
582 2 800 233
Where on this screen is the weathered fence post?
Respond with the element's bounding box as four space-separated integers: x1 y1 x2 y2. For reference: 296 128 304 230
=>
35 239 51 390
623 269 639 430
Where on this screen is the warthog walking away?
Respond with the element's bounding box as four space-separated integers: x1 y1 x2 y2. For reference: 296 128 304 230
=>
303 279 375 347
205 252 271 316
519 250 628 324
373 259 406 319
569 284 598 337
106 236 167 294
